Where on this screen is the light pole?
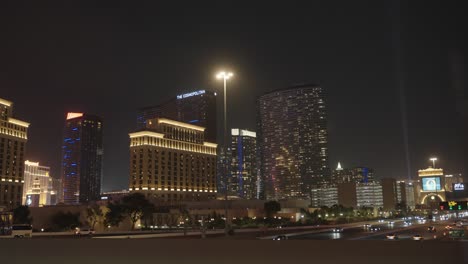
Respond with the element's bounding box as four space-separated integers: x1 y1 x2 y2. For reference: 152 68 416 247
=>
216 71 233 236
430 157 437 168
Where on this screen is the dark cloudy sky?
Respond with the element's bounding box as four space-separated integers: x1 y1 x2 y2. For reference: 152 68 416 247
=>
1 1 466 191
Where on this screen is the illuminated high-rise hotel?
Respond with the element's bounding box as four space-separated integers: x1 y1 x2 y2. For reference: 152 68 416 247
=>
61 113 103 204
129 118 217 203
230 129 258 199
137 90 217 142
257 84 329 200
0 98 29 209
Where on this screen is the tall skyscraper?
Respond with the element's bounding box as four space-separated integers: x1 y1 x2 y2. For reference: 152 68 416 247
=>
0 98 29 209
137 89 217 142
23 160 58 207
129 118 217 203
230 129 257 199
257 84 329 200
61 113 103 204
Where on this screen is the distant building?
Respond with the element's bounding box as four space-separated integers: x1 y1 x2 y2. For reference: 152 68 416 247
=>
311 185 338 208
258 84 329 200
0 97 29 209
128 118 217 204
444 174 464 192
417 167 446 206
356 182 383 208
22 160 59 207
230 129 258 199
216 147 231 197
331 162 353 184
331 163 374 184
61 113 103 204
137 90 217 143
396 180 416 209
337 182 357 208
51 177 62 205
381 178 398 211
350 167 374 184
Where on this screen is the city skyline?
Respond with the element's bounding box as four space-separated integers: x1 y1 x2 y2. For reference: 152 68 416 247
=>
0 2 466 192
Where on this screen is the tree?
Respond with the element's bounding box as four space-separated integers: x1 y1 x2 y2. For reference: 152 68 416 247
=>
51 211 80 231
13 205 32 224
86 204 104 229
105 202 126 228
121 193 154 230
264 201 281 218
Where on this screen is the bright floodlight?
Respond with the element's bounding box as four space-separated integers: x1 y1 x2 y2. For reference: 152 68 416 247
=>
216 71 233 80
430 157 437 161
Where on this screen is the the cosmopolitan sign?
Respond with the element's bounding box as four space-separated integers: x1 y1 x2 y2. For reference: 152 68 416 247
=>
454 183 465 191
177 90 205 99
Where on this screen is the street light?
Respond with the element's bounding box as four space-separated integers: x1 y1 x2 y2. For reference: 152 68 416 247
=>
216 70 233 236
430 157 437 168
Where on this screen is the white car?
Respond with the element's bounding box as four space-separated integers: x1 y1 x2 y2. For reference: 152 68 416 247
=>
386 234 398 240
75 227 95 236
412 235 423 241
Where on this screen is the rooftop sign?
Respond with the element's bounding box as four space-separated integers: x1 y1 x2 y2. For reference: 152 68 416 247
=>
177 90 205 99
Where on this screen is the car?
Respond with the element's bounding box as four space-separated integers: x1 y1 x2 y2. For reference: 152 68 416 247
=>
369 227 381 232
75 227 95 236
427 226 436 232
332 227 344 233
388 221 395 225
273 235 288 241
412 235 423 241
363 224 372 228
404 221 412 226
386 234 398 240
378 219 385 223
445 225 453 230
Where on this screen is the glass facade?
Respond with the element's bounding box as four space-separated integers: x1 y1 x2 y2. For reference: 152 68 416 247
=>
137 90 217 143
258 84 329 200
230 129 258 199
61 113 103 204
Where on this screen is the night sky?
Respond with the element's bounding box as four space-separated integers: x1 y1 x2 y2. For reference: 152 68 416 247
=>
1 1 466 191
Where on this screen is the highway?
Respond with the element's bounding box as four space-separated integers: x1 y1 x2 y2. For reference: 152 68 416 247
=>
288 218 456 241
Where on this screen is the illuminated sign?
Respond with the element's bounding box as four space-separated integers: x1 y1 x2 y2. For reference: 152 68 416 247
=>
422 177 441 191
66 112 84 120
454 183 465 191
439 201 468 210
177 90 205 99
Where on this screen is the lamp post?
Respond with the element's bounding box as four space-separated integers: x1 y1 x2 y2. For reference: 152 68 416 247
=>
216 71 233 236
430 157 437 168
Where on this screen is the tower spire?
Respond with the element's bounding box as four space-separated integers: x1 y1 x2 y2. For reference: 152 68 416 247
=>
336 162 343 170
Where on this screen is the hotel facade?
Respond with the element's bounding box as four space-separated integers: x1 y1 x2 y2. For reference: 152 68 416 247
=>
0 98 29 209
129 118 217 203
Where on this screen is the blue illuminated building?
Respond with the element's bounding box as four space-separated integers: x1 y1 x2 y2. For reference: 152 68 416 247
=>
136 89 217 142
230 129 258 199
61 113 103 204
